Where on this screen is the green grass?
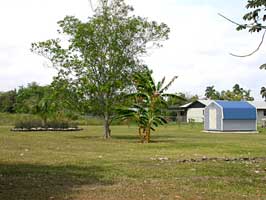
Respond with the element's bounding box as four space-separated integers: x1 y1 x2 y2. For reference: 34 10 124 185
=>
1 123 266 199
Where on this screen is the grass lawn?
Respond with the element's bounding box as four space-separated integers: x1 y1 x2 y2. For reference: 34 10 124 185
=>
1 123 266 200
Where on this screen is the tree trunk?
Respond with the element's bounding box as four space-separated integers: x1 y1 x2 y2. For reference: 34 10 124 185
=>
145 127 151 143
138 127 144 143
103 116 111 139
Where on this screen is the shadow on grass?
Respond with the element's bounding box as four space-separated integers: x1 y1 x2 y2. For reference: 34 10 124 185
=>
110 134 179 144
72 135 104 140
0 163 113 200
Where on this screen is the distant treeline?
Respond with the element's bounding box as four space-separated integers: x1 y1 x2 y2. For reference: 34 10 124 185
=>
0 82 255 116
0 82 80 120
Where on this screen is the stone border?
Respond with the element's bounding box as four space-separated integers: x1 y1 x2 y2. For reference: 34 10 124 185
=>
176 157 266 163
11 127 83 132
151 156 266 163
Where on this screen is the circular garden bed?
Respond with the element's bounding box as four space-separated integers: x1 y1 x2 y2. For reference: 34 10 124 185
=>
11 127 83 132
12 119 83 132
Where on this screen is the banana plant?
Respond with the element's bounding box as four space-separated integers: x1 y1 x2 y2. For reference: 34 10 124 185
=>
117 70 181 143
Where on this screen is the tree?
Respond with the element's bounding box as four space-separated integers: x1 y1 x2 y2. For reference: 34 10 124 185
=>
31 0 170 139
205 86 220 100
260 86 266 101
204 84 254 101
235 1 266 34
219 0 266 60
15 83 56 126
220 84 254 101
166 93 187 106
117 71 179 143
220 1 266 101
0 90 17 113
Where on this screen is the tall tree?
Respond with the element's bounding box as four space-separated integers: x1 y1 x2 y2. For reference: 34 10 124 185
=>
31 0 170 138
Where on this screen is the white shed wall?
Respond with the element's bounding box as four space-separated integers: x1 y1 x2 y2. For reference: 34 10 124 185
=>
257 110 266 124
187 108 204 122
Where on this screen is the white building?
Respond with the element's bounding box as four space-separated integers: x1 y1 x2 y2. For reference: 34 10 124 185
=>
248 101 266 124
178 100 266 124
177 100 213 123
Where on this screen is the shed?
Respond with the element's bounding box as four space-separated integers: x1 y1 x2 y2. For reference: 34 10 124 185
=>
204 100 257 132
178 100 213 122
248 101 266 124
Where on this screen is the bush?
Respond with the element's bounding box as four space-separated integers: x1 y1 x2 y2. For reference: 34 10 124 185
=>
14 119 78 129
15 119 43 129
46 120 78 129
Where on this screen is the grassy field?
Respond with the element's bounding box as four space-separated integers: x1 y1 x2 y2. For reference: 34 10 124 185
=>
1 123 266 200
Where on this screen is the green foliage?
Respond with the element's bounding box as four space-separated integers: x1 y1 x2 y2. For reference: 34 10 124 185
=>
0 90 17 113
236 0 266 33
15 82 56 125
14 119 43 129
31 0 170 139
260 86 266 100
14 82 80 126
14 119 78 129
205 86 220 100
234 0 266 69
166 92 188 106
204 84 254 101
117 71 180 143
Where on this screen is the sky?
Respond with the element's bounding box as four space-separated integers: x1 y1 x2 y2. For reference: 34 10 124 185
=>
1 0 266 100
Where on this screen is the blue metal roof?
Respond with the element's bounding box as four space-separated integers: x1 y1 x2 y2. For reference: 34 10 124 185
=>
215 100 256 120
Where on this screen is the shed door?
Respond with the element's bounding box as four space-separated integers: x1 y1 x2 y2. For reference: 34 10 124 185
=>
209 108 217 129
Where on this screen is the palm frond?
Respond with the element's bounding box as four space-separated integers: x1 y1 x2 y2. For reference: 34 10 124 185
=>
160 76 178 93
156 76 165 91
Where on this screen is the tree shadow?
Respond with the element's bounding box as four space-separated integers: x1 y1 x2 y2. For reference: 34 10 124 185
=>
0 163 113 200
110 135 138 140
111 134 178 143
71 135 103 140
71 133 178 143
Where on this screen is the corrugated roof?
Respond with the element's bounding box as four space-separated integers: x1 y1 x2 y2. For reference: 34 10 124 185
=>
180 100 212 108
215 100 256 120
198 100 213 106
180 102 193 108
248 101 266 109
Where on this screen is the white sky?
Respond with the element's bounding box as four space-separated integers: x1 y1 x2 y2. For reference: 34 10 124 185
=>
1 0 266 99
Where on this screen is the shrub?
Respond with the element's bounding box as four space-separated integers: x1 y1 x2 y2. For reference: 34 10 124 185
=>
46 120 78 129
15 119 43 129
14 119 78 129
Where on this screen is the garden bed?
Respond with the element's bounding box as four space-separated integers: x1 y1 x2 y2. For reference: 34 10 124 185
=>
11 127 83 132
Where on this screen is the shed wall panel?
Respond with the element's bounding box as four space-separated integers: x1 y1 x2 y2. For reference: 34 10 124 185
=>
223 120 256 131
204 103 222 130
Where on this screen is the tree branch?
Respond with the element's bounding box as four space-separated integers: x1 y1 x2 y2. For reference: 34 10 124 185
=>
218 13 266 57
229 30 266 57
218 13 243 27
